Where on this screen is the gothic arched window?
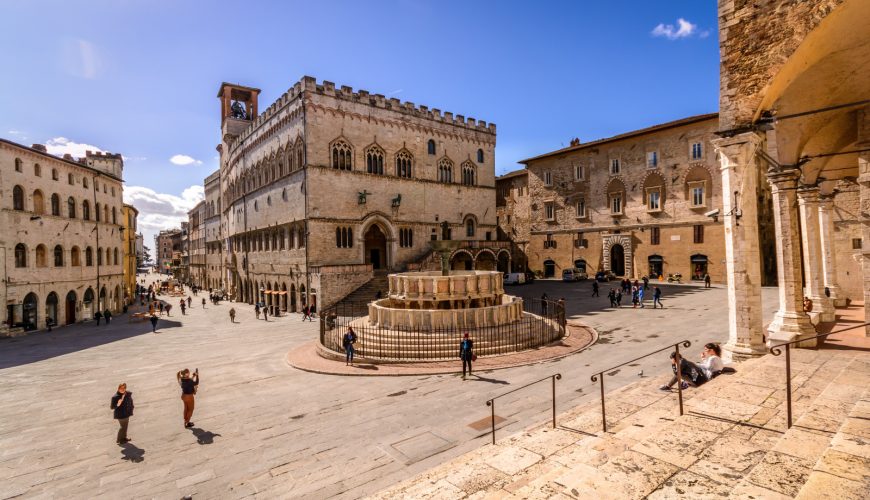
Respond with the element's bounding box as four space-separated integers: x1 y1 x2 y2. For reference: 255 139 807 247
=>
438 158 453 183
396 150 413 178
461 161 476 186
15 243 27 267
365 145 385 175
331 140 353 171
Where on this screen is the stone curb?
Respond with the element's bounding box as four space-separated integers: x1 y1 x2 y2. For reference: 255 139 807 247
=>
285 321 599 377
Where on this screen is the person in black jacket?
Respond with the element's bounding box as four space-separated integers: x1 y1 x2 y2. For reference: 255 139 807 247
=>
343 327 357 365
110 383 134 445
459 333 474 379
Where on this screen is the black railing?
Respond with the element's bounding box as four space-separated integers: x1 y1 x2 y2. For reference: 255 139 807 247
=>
769 322 870 429
485 374 561 444
319 298 565 361
590 340 691 432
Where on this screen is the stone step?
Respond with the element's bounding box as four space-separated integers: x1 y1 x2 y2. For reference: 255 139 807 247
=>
371 348 870 499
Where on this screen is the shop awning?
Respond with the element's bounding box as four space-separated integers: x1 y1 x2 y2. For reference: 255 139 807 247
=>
690 254 708 263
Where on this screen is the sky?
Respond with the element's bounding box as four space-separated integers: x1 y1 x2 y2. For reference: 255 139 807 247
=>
0 0 720 250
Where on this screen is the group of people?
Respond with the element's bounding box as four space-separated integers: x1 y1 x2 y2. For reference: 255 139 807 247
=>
110 368 200 445
602 281 663 309
93 309 114 325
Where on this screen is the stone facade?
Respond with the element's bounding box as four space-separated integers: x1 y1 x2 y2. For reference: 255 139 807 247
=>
187 201 206 288
496 169 530 272
155 228 183 275
0 139 125 333
520 114 727 283
122 204 139 300
203 169 223 290
217 77 497 310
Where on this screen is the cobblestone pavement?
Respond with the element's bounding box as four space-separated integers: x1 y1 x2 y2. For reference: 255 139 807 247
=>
0 276 779 499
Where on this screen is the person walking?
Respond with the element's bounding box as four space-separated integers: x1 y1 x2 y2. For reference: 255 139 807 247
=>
459 333 474 379
94 310 102 326
608 288 616 308
704 273 711 288
616 289 623 307
180 301 186 316
631 286 639 308
255 303 260 320
202 297 206 309
343 327 357 365
229 308 236 323
165 304 172 316
592 281 599 297
263 307 268 322
177 369 199 428
187 296 192 308
541 293 549 315
149 313 158 332
110 383 134 445
158 302 164 315
653 286 663 309
643 276 650 290
637 286 645 308
105 309 113 324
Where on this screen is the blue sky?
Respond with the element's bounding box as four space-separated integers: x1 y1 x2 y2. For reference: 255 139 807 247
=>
0 0 719 247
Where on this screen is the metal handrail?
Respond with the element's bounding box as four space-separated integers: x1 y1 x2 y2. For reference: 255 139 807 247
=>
769 322 870 428
591 340 691 432
485 373 561 444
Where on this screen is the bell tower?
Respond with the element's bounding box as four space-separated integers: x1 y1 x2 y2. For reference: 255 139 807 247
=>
217 82 261 142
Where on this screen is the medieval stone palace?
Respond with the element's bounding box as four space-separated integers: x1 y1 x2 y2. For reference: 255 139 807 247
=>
208 77 502 311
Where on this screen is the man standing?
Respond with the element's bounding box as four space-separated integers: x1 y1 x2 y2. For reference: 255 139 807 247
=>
704 273 711 288
343 327 357 366
95 310 103 326
459 333 474 379
110 383 134 445
149 314 158 333
592 281 599 297
229 308 236 323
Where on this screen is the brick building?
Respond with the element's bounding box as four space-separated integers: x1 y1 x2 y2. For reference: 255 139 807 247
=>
516 114 729 283
1 140 125 333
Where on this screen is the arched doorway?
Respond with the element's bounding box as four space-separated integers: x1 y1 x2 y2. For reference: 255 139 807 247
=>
99 287 107 312
46 292 58 327
475 251 496 271
610 244 625 276
290 284 297 312
648 255 663 279
114 285 121 311
451 251 474 270
497 250 510 273
300 285 307 308
23 293 38 330
281 283 288 312
573 259 587 274
364 224 388 270
65 291 77 325
83 288 95 320
691 254 708 281
543 259 556 278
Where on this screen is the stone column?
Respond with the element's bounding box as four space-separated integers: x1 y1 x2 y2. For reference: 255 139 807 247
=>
711 133 767 360
797 187 836 323
818 195 845 306
767 168 817 346
858 107 870 337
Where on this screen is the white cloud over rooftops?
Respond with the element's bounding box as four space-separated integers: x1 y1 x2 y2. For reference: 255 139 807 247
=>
652 18 698 40
44 137 105 158
123 184 205 245
170 154 203 166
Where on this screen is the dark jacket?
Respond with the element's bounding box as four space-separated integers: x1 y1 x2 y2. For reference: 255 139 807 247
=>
111 391 134 419
459 339 474 360
342 331 357 349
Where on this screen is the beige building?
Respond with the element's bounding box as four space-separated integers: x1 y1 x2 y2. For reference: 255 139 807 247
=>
496 169 531 272
187 201 206 288
1 139 125 333
217 76 499 311
204 169 223 290
517 114 733 283
122 204 139 300
712 0 869 358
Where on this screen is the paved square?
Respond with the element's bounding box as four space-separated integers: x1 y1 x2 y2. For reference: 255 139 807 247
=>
0 276 778 498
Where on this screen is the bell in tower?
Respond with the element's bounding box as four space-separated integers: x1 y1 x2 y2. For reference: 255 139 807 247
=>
217 83 261 142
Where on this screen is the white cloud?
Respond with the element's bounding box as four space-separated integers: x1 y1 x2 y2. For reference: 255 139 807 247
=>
652 18 698 40
7 130 27 140
170 154 203 166
44 137 105 158
123 185 205 244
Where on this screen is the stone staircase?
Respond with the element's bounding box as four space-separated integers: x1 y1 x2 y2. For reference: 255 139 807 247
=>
331 272 390 313
370 348 870 499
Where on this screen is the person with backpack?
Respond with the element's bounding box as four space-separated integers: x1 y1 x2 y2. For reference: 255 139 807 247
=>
177 368 199 428
343 327 357 365
459 333 474 379
110 383 134 445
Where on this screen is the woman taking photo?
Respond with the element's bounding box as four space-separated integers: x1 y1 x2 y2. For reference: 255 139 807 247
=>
177 368 199 428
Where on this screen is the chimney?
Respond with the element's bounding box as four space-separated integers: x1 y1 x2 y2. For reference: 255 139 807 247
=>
31 144 47 153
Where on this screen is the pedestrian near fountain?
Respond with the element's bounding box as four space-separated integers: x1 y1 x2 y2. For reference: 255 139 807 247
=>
177 368 199 428
110 383 134 445
343 327 357 365
459 333 474 379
